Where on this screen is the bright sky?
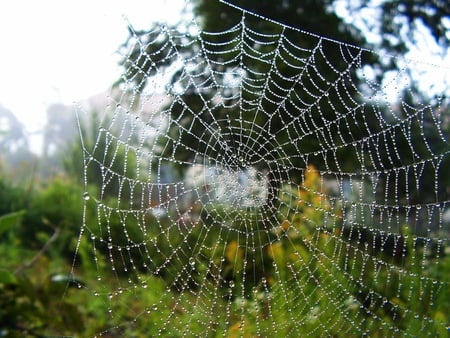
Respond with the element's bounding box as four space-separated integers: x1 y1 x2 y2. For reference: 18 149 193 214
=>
0 0 185 136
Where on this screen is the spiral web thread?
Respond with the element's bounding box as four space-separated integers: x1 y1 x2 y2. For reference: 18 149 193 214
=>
77 2 450 336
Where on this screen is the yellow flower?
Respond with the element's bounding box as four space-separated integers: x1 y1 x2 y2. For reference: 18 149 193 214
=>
267 242 283 261
226 241 243 263
280 220 291 231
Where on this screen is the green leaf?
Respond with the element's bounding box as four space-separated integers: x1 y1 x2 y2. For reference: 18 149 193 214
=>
0 210 25 236
0 269 17 285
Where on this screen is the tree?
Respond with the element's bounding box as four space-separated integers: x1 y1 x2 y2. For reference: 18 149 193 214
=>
0 105 37 177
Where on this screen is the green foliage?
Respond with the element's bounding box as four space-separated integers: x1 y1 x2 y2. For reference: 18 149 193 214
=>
0 210 84 337
19 177 84 259
0 265 85 337
0 176 29 216
0 211 25 237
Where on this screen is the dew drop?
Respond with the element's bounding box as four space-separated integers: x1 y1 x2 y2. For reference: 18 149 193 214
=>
189 257 195 266
83 192 90 201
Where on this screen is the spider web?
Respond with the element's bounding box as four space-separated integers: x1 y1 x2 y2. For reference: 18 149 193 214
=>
76 2 450 336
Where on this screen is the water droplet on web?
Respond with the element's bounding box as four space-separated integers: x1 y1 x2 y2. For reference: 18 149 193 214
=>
189 257 195 266
229 281 235 288
83 192 90 201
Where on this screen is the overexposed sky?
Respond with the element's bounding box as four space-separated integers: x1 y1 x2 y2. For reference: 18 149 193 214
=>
0 0 185 134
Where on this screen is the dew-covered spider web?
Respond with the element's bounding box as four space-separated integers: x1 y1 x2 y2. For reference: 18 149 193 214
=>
75 1 450 336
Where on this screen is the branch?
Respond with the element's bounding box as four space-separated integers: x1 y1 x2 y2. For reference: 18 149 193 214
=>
15 228 60 275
